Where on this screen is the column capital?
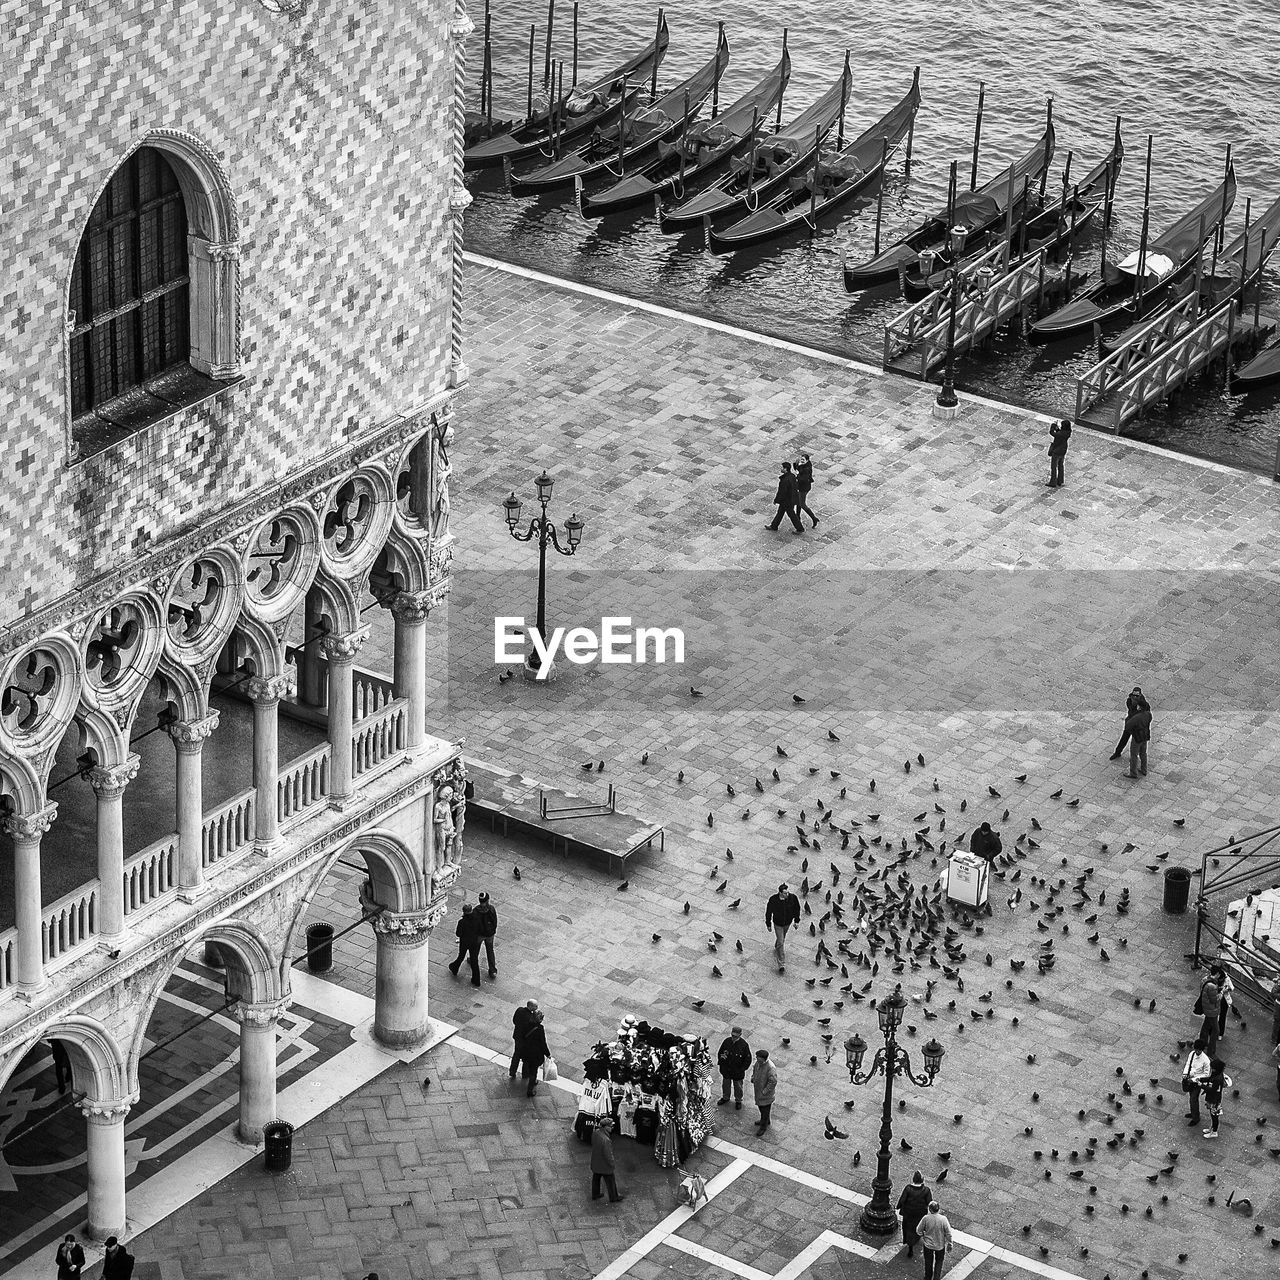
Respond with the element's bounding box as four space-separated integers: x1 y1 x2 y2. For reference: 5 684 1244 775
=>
3 803 57 841
371 905 443 943
234 998 290 1028
207 239 241 264
320 625 371 663
79 1094 137 1125
449 186 473 215
167 710 220 751
87 754 142 798
245 673 296 705
451 10 475 39
389 591 434 625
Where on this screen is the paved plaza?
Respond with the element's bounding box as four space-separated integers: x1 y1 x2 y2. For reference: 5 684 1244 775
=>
24 259 1280 1280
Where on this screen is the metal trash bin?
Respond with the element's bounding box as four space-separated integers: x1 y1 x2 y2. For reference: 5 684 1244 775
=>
305 923 334 972
263 1120 294 1171
1163 866 1192 914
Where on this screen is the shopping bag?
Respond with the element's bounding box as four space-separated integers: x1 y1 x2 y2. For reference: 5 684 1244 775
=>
542 1056 559 1082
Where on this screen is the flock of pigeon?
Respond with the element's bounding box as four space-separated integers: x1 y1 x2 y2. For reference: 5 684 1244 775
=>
547 688 1280 1270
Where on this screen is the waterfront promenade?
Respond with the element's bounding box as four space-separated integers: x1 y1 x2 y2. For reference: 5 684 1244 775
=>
29 258 1280 1280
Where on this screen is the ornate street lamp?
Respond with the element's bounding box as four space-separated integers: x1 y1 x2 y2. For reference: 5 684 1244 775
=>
845 991 946 1236
502 472 584 673
934 223 970 414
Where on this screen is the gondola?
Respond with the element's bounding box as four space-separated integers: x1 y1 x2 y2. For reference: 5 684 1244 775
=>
657 60 854 235
903 122 1124 297
578 40 791 220
1101 191 1280 356
1030 157 1237 342
707 69 922 254
841 106 1056 292
463 15 671 170
509 28 731 197
1236 341 1280 390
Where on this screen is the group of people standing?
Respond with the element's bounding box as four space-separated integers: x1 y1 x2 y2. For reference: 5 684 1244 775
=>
1182 963 1236 1138
767 454 819 534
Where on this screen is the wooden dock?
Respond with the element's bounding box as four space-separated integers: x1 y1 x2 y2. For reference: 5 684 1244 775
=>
1075 299 1275 433
883 242 1080 380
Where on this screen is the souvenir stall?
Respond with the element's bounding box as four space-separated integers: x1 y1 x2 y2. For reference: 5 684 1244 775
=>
575 1015 716 1166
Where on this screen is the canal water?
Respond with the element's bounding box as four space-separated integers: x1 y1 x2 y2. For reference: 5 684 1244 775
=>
462 0 1280 475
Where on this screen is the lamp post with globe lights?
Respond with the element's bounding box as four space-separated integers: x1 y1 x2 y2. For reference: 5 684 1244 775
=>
845 990 946 1236
502 471 583 677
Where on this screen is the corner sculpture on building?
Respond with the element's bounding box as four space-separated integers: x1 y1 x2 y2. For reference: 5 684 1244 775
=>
0 0 475 1246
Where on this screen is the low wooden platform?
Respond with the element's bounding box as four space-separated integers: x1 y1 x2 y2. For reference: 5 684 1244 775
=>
464 758 665 878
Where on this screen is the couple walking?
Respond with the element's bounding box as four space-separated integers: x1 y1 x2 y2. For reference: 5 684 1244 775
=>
767 454 818 534
1109 686 1152 778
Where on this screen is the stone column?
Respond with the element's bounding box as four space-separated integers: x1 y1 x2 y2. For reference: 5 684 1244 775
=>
300 588 326 708
245 675 294 854
235 998 288 1143
322 627 369 807
362 883 443 1049
390 592 432 752
167 711 220 900
4 804 57 995
81 1096 134 1241
87 755 142 945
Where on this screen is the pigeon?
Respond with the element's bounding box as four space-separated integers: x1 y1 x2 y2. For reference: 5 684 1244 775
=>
678 770 685 783
755 777 764 792
616 880 629 891
904 760 912 772
712 965 723 977
728 898 741 909
581 761 594 771
513 866 521 880
498 669 513 684
1015 774 1027 783
641 752 649 764
741 992 751 1007
777 745 789 757
793 693 806 704
1067 798 1080 808
683 901 691 914
773 768 781 781
1174 818 1186 827
422 1076 431 1091
828 729 841 741
824 1116 849 1140
690 687 705 698
900 1138 913 1151
651 933 661 942
707 813 714 827
988 786 1001 797
692 999 705 1009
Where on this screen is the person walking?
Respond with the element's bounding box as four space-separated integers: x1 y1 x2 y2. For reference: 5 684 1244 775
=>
49 1039 71 1096
1109 688 1149 761
1047 419 1071 487
795 453 819 527
918 1202 953 1280
54 1235 85 1280
510 999 538 1078
767 462 804 534
716 1026 753 1108
1201 1057 1232 1139
447 902 482 987
520 1009 550 1097
751 1048 777 1135
101 1238 134 1280
474 891 499 979
897 1172 933 1259
765 882 801 973
589 1116 624 1203
1182 1038 1211 1126
1197 976 1221 1058
1207 963 1234 1040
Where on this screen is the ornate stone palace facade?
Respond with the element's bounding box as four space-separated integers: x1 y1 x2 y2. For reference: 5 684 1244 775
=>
0 0 474 1243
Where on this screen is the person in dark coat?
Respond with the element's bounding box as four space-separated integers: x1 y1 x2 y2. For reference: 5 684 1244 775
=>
896 1172 933 1258
795 453 819 527
447 902 482 986
101 1238 134 1280
55 1235 85 1280
1109 687 1149 759
520 1009 550 1097
473 891 499 979
767 463 803 533
49 1038 71 1095
510 999 538 1078
589 1116 624 1202
968 822 1002 865
1125 701 1152 778
1047 419 1071 487
765 883 801 972
716 1027 753 1107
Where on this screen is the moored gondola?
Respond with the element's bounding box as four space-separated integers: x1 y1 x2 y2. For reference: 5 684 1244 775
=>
842 103 1056 292
509 27 731 197
464 13 671 170
707 68 922 254
579 38 792 221
1030 148 1236 342
657 60 855 235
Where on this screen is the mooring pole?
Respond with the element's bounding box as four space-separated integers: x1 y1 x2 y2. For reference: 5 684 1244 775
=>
618 75 628 173
874 136 889 256
810 126 823 230
905 66 920 173
712 22 724 118
969 82 984 191
651 8 662 103
572 1 579 86
837 52 850 151
543 0 555 90
946 159 957 261
1238 197 1252 316
777 30 790 131
526 24 536 121
1193 212 1207 315
480 0 491 116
